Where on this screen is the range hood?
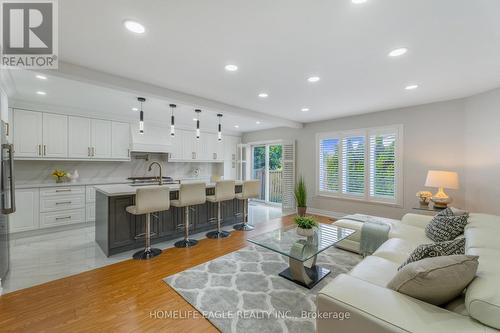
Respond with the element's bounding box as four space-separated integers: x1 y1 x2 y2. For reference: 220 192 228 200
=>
130 123 173 153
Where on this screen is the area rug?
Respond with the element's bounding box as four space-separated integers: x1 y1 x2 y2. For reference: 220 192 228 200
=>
164 244 362 333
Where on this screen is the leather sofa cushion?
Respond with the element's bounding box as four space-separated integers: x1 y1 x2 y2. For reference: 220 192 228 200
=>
349 256 399 287
387 255 479 306
372 238 418 264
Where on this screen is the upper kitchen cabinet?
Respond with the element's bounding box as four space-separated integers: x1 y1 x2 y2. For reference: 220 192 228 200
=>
91 119 112 158
179 131 223 162
131 122 172 153
13 109 68 158
206 132 224 162
68 116 92 158
168 128 184 161
111 121 131 159
13 109 42 157
42 113 68 158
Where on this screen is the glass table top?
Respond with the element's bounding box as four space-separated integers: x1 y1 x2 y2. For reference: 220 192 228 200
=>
248 224 356 262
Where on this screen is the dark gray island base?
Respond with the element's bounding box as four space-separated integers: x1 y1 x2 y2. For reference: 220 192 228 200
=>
95 186 244 257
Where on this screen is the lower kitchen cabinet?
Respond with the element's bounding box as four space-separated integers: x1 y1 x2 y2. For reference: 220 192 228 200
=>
40 208 85 228
9 188 40 233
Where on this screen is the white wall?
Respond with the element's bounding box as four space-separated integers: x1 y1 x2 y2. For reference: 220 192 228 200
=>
244 99 467 219
464 88 500 214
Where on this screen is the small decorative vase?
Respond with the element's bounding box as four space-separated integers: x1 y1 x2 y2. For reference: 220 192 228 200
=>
297 227 314 237
419 198 430 207
297 206 307 217
56 177 64 183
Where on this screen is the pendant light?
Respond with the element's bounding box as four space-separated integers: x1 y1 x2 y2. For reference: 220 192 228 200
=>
169 104 176 137
138 97 146 134
195 109 201 140
217 114 223 141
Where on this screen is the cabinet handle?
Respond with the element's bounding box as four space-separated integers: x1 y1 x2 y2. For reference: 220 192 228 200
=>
5 123 9 136
56 216 72 220
128 149 130 157
55 189 71 192
43 145 47 156
38 144 42 156
192 152 196 159
92 147 95 156
213 153 216 160
55 201 72 205
88 147 90 157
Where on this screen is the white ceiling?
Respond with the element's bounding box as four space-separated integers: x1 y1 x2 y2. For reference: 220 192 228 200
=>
10 0 500 128
9 69 268 133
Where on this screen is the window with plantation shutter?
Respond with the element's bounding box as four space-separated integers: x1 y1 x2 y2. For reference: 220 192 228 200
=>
319 138 339 193
342 136 365 196
317 125 402 205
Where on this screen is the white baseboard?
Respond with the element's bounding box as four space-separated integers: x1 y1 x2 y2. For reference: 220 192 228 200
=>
307 208 348 219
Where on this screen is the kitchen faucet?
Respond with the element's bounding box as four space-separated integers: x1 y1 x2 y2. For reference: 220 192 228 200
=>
148 162 163 185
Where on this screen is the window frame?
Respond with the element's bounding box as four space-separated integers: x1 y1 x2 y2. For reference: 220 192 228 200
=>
315 125 404 207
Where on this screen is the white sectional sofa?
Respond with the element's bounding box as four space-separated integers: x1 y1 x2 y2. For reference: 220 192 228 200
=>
317 213 500 333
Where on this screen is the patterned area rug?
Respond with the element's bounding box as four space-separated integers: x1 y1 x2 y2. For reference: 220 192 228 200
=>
164 244 362 333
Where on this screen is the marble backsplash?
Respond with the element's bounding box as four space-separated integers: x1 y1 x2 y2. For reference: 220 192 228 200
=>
14 153 223 184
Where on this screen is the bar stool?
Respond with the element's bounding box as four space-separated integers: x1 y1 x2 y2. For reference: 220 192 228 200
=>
126 186 170 260
171 182 206 248
206 180 236 239
233 180 260 231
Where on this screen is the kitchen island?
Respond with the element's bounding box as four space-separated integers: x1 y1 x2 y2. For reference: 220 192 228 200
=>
94 182 244 256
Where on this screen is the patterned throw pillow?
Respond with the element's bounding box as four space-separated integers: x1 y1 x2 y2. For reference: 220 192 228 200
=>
398 237 466 270
425 208 469 242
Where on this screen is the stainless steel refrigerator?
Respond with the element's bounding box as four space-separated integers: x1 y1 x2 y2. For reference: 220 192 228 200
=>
0 120 15 284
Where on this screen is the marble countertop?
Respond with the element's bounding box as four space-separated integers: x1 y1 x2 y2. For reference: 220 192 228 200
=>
15 179 132 189
95 181 243 197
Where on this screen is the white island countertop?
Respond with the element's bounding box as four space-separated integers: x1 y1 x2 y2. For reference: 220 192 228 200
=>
94 181 243 197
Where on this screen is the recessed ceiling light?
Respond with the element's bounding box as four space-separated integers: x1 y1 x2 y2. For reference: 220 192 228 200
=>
307 76 320 83
193 118 198 121
258 93 269 98
388 48 408 57
225 64 238 72
234 125 240 128
405 84 419 90
132 107 138 111
301 108 310 112
352 0 367 3
36 91 46 95
123 20 145 34
256 121 261 124
36 74 47 80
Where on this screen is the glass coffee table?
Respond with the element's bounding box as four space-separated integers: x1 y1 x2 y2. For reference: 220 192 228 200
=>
248 224 355 289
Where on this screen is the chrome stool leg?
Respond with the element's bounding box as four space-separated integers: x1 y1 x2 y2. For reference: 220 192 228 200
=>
207 202 231 239
133 213 162 259
233 199 254 231
175 206 198 248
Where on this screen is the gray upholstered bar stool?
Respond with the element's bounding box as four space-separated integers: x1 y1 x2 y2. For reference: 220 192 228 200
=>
206 180 236 239
233 180 260 231
126 186 170 260
171 182 206 248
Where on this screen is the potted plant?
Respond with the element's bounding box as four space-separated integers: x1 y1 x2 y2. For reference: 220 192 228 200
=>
294 216 318 237
294 176 307 217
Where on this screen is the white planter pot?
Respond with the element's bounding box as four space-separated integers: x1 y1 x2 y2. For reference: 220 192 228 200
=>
297 227 315 237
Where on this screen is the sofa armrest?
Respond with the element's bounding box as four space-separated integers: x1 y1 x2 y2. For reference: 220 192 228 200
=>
317 274 493 333
400 213 433 229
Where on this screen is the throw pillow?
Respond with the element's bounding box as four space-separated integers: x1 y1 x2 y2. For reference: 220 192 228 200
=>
388 255 479 306
398 237 466 270
425 208 469 242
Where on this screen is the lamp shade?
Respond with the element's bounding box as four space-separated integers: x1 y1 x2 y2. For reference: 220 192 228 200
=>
425 170 459 189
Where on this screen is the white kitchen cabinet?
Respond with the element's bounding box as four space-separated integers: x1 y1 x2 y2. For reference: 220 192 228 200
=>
68 116 92 158
9 188 40 233
40 208 85 228
206 133 224 161
42 113 68 158
91 119 112 158
223 135 241 179
111 121 130 159
168 128 184 161
86 204 95 222
13 109 43 158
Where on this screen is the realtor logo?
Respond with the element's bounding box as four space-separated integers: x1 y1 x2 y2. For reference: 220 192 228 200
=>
1 0 58 68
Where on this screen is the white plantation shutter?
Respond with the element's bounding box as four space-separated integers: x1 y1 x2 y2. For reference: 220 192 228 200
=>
319 138 340 192
317 125 402 204
369 132 396 200
342 135 365 196
281 141 295 209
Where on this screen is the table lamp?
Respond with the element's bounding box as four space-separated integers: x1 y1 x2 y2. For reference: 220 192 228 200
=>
425 170 459 208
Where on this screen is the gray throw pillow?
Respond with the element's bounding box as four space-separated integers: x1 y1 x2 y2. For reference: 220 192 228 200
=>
399 237 465 270
425 208 469 242
388 255 479 306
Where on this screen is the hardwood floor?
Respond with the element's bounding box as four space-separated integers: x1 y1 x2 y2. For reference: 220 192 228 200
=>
0 214 331 333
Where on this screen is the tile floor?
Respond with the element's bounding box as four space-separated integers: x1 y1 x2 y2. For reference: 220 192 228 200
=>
0 203 282 294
